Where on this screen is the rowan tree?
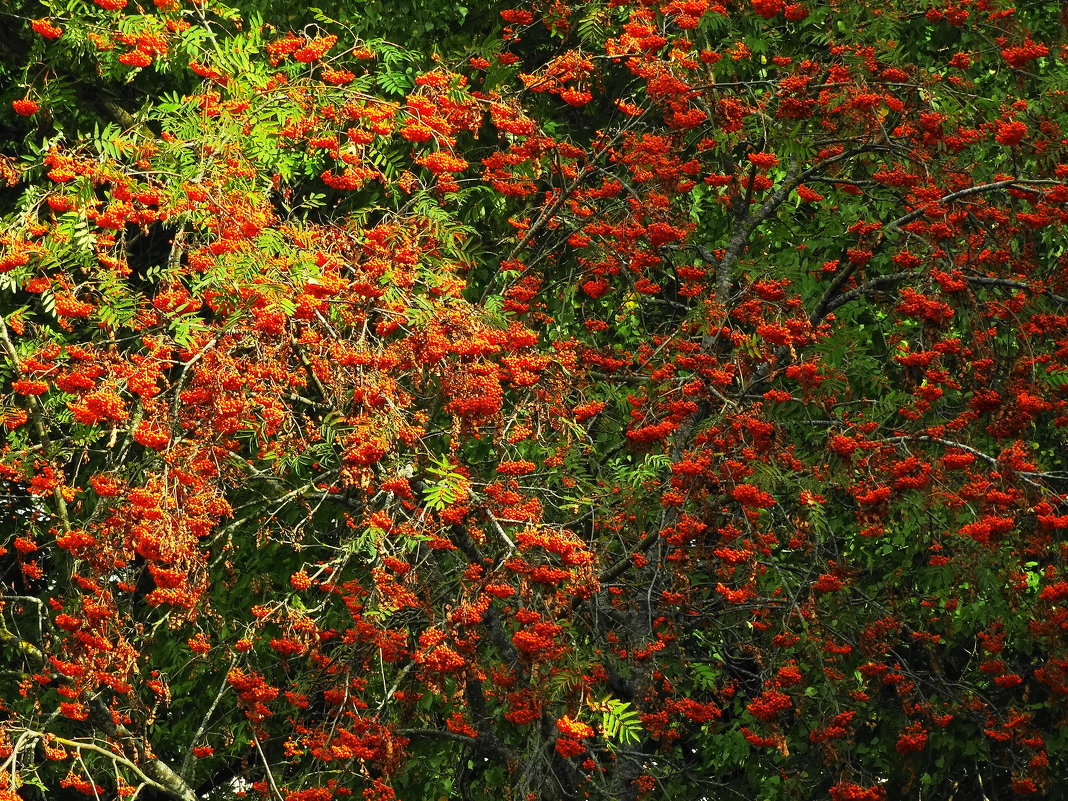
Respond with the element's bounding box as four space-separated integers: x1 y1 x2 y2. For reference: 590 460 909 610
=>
1 1 1068 800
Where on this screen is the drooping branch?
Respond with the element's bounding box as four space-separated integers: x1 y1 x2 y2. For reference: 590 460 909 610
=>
7 728 192 801
0 315 71 533
884 178 1064 234
815 270 921 320
178 657 236 782
812 269 1068 326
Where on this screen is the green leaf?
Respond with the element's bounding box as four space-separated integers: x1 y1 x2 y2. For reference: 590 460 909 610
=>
601 698 643 745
